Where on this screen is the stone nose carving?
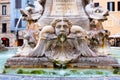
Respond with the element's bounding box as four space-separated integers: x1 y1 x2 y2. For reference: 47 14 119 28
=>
60 25 66 32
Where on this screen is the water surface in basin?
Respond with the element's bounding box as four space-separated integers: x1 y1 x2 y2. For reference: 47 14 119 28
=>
109 47 120 64
0 48 17 73
4 68 114 77
0 47 120 77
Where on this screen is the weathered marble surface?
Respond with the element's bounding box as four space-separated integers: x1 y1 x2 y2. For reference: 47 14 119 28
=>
0 44 8 51
5 56 119 68
38 0 90 30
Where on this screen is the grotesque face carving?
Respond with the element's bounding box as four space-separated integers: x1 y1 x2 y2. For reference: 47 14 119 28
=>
55 21 70 36
52 18 72 36
51 18 72 43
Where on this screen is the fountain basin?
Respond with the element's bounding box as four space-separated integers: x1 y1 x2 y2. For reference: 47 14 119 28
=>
5 56 119 68
0 47 120 77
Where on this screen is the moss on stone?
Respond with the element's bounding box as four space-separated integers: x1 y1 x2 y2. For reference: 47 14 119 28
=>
17 69 47 75
2 69 6 74
70 70 79 74
17 69 24 74
31 70 46 74
113 68 120 74
96 71 103 74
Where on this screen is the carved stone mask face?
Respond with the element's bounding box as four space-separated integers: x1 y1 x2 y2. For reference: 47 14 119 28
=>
55 21 70 36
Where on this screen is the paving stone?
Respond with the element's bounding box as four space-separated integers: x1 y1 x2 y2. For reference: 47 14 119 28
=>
107 76 120 80
0 75 120 80
33 77 60 80
60 77 104 80
10 76 22 80
0 77 10 80
21 77 33 80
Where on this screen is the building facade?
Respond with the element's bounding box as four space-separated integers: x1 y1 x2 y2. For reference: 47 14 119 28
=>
93 0 120 35
0 0 15 47
93 0 120 46
0 0 10 33
0 0 31 47
10 0 35 46
10 0 27 32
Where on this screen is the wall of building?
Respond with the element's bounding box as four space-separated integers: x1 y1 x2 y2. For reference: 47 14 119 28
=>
93 0 120 35
10 0 27 32
0 0 10 33
0 0 27 47
10 0 35 46
0 0 14 47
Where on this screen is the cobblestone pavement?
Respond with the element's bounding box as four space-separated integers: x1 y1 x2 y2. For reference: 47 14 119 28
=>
0 75 120 80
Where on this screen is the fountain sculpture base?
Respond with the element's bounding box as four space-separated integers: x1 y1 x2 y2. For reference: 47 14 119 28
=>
5 56 120 68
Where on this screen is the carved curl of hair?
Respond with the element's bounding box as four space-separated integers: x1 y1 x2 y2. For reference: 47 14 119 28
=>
51 18 72 28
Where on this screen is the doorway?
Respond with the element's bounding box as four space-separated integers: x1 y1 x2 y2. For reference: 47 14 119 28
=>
1 37 9 47
2 23 7 33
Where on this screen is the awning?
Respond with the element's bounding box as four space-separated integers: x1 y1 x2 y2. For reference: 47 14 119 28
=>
109 33 120 38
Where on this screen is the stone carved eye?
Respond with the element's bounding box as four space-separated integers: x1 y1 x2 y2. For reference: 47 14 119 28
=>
63 25 68 29
95 9 103 13
56 25 61 28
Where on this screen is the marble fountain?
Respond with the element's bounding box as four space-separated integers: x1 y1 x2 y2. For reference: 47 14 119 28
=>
2 0 120 77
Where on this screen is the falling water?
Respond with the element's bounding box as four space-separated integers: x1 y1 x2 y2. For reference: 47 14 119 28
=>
15 16 22 40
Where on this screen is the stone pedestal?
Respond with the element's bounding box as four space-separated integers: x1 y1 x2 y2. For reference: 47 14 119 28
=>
38 0 89 30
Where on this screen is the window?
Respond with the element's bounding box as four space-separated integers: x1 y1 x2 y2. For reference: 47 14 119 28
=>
118 2 120 11
94 3 99 7
2 5 7 15
14 18 22 28
10 30 15 33
107 2 115 11
15 0 21 9
2 23 7 33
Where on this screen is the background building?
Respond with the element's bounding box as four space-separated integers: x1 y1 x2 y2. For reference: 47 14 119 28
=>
0 0 33 47
10 0 34 46
10 0 34 32
0 0 14 47
93 0 120 35
10 0 27 32
93 0 120 46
